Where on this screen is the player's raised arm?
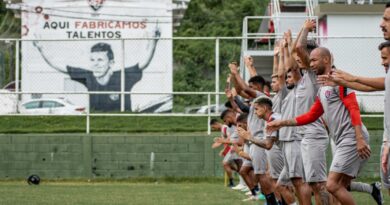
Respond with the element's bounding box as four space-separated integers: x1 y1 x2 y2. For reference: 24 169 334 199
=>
33 41 67 73
244 56 257 78
229 62 258 99
139 24 160 70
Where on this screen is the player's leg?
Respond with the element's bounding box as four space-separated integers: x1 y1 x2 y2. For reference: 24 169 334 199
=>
267 143 288 203
239 163 257 197
380 143 390 196
222 153 235 187
276 167 296 204
302 137 330 205
284 140 311 205
326 172 355 205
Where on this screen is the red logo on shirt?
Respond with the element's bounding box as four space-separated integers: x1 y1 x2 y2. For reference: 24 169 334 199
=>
88 0 105 11
325 90 332 98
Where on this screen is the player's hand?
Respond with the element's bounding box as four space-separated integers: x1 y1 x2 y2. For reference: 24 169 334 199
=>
273 44 280 56
266 120 283 134
232 143 241 153
237 127 251 140
229 62 239 75
356 138 371 159
226 74 231 83
317 74 338 86
214 137 224 144
225 88 233 99
244 56 254 68
303 19 316 32
231 87 238 97
332 69 357 82
382 144 389 174
212 142 222 149
286 29 292 45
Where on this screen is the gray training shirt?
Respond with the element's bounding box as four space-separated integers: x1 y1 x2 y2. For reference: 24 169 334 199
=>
295 69 327 137
272 87 288 114
384 71 390 142
247 91 266 139
280 86 300 141
318 86 369 146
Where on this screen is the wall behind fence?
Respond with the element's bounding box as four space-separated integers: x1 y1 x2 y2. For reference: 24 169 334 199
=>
0 130 384 179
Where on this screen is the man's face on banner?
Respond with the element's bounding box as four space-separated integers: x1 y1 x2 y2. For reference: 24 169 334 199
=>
90 51 113 77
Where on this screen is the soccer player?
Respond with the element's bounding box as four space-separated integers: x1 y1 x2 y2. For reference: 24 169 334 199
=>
272 34 312 205
241 97 296 205
267 47 371 205
291 20 331 205
316 42 389 202
230 63 277 203
214 110 243 188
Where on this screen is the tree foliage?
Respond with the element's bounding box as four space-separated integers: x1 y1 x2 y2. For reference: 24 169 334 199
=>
173 0 268 107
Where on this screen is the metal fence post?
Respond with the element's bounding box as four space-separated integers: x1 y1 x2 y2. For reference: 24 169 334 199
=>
86 94 90 134
121 39 125 112
15 40 19 112
207 93 211 135
215 38 220 114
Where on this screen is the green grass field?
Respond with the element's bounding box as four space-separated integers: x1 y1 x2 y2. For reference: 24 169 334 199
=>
0 116 383 133
0 181 389 205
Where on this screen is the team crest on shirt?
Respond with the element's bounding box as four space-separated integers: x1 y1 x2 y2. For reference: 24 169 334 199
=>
88 0 105 11
325 90 332 99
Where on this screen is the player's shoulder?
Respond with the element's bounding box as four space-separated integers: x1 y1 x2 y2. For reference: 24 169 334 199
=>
270 112 281 121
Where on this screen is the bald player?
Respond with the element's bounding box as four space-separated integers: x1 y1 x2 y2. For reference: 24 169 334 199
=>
267 47 371 205
291 20 331 205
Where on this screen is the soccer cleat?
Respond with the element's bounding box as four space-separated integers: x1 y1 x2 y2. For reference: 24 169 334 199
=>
242 195 259 202
241 187 250 192
232 184 246 190
371 182 383 205
258 193 265 200
245 191 253 196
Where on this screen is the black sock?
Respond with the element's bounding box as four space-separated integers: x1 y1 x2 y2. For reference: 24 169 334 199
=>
265 193 278 205
254 185 259 192
250 188 257 196
229 178 234 186
281 197 288 205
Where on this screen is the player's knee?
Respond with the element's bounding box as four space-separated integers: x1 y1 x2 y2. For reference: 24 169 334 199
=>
239 168 246 176
326 180 339 194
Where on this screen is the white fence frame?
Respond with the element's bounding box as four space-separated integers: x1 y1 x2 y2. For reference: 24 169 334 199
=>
0 36 385 134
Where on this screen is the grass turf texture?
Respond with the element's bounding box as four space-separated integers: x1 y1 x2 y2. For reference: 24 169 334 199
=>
0 116 383 133
0 180 389 205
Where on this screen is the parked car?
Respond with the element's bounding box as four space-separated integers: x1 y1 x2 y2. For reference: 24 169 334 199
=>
196 104 226 114
19 98 86 115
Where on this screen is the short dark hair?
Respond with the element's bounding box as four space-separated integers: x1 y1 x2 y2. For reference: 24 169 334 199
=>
254 97 273 109
91 42 114 61
386 2 390 8
224 101 232 109
236 113 248 123
220 109 233 120
248 75 265 87
210 118 219 125
378 41 390 51
264 81 271 88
